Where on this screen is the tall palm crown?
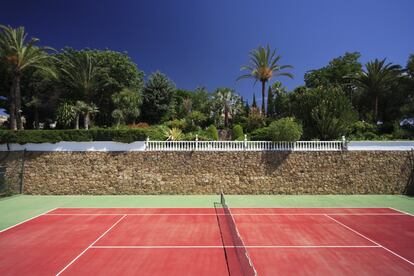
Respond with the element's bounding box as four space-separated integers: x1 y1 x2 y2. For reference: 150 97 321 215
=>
0 25 54 129
354 58 401 121
59 51 106 102
237 45 293 115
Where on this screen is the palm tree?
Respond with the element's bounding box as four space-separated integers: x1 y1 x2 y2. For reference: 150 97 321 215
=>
354 59 402 121
111 109 124 129
213 88 242 127
0 25 54 130
59 50 105 102
111 87 143 125
76 101 98 130
237 45 293 115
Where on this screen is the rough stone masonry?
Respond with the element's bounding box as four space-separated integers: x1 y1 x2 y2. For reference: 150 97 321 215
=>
6 151 410 195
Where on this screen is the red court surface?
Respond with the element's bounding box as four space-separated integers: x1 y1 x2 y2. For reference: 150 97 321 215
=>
0 207 413 275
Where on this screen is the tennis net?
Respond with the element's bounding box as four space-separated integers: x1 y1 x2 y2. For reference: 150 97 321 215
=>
216 192 257 276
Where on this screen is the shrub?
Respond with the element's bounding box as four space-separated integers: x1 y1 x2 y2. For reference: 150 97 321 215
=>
128 122 150 129
186 111 207 128
349 121 379 140
232 124 244 140
267 117 303 141
183 130 210 141
250 127 270 141
145 125 168 140
0 129 149 144
246 107 265 132
163 127 184 141
165 119 187 130
293 85 357 139
206 125 219 141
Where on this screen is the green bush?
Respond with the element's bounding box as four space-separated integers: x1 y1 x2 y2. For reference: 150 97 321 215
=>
267 117 303 141
232 124 244 140
206 125 219 141
250 127 270 141
349 121 380 140
0 129 149 144
165 119 187 130
183 130 210 141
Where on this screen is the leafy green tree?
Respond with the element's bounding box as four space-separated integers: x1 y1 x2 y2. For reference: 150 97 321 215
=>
191 86 212 115
90 50 144 126
354 59 402 121
305 52 362 87
111 87 143 125
141 71 176 124
55 48 144 126
271 82 290 119
267 86 274 117
300 86 357 140
407 54 414 77
25 96 42 129
246 107 265 132
305 52 362 106
174 89 193 118
237 45 293 115
0 25 54 129
186 111 207 129
20 67 61 129
268 117 303 141
400 55 414 119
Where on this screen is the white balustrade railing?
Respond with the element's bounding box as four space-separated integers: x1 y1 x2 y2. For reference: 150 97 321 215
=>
145 138 346 152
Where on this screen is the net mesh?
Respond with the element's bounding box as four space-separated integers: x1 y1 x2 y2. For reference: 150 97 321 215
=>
216 192 257 276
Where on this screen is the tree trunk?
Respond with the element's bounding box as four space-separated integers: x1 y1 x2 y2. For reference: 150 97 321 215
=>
224 105 229 127
75 114 79 129
261 81 266 116
34 107 39 129
14 73 23 130
374 96 379 122
9 77 17 130
84 112 90 130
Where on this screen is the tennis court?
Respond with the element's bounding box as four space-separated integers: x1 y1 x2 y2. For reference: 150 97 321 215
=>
0 195 413 275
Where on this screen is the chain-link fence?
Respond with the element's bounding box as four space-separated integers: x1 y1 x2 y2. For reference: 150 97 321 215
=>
0 151 25 196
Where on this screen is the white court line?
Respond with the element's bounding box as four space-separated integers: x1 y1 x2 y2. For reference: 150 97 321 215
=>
91 245 381 249
55 215 126 276
43 213 405 216
0 208 57 234
388 207 414 217
325 214 414 266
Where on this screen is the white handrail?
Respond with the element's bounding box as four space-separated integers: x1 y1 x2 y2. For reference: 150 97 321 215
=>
146 140 345 151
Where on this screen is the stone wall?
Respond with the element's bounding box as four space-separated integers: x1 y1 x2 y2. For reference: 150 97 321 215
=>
0 151 24 194
12 151 412 195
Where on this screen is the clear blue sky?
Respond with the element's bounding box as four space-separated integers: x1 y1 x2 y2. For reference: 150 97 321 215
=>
1 0 413 103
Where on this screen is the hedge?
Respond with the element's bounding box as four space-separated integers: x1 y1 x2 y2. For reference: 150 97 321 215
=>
0 129 150 144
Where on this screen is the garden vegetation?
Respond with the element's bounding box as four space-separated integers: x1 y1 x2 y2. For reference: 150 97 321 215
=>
0 25 413 142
